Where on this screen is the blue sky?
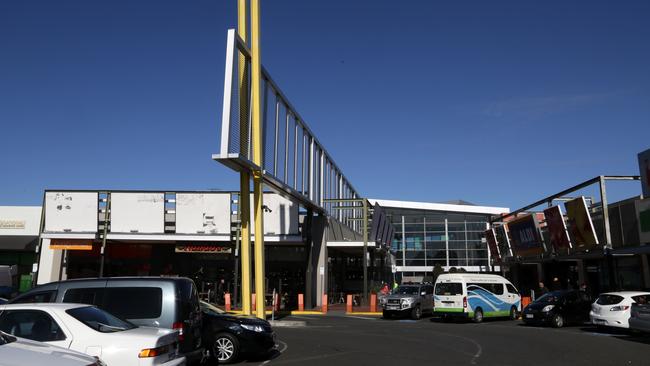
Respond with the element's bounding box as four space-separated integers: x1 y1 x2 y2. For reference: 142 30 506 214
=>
1 0 649 209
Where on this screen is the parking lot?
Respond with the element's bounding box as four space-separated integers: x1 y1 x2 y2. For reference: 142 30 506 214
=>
249 315 650 366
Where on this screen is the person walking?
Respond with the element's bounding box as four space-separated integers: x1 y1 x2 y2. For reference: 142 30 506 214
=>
536 282 549 299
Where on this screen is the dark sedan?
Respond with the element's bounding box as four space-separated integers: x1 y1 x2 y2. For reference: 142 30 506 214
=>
200 301 276 364
522 290 592 328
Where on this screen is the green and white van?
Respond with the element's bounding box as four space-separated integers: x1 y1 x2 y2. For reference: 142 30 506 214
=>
434 273 521 323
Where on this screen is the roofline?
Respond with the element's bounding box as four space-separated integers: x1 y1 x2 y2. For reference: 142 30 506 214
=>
368 198 510 216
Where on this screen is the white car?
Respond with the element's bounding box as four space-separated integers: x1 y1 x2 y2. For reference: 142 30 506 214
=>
0 330 105 366
590 291 650 329
0 303 185 366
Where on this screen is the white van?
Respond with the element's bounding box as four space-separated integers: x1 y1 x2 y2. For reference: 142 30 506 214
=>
434 273 521 322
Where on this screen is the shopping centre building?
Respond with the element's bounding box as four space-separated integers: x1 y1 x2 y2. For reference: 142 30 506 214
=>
0 190 509 306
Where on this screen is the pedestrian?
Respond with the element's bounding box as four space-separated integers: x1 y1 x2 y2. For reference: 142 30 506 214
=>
380 283 390 295
551 277 562 291
217 279 225 305
536 282 549 298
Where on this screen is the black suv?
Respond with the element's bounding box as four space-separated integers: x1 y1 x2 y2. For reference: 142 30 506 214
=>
10 277 204 364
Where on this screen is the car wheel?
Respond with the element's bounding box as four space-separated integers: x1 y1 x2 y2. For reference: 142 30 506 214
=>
509 306 518 320
551 314 564 328
213 333 240 364
472 308 483 323
411 306 422 320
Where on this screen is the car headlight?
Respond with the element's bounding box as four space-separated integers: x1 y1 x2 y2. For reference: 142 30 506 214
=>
241 324 264 332
401 298 412 304
542 305 555 312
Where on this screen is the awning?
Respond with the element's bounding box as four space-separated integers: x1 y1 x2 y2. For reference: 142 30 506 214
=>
0 236 38 251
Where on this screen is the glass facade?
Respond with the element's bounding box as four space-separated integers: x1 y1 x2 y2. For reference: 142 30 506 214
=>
386 208 491 269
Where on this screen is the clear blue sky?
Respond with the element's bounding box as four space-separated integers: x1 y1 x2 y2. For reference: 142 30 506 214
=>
1 0 649 209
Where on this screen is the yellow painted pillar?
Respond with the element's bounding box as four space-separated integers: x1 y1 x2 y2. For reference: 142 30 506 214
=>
237 0 252 316
250 0 266 319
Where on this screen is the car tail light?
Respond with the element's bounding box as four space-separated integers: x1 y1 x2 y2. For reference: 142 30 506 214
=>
139 344 170 358
463 296 467 309
173 322 185 341
610 305 630 311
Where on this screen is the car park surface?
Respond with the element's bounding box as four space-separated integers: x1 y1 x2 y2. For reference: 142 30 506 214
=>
255 314 650 366
0 303 184 366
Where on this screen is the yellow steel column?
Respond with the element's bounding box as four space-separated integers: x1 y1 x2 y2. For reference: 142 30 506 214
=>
237 0 252 316
250 0 266 319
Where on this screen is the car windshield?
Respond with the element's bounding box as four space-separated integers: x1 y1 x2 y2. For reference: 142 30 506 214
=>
394 286 420 295
200 301 226 315
66 306 137 333
535 292 564 304
0 331 16 345
435 283 463 296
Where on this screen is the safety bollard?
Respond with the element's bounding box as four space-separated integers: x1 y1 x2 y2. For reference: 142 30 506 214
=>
225 293 231 312
322 294 328 313
346 294 353 313
298 293 304 312
370 293 377 313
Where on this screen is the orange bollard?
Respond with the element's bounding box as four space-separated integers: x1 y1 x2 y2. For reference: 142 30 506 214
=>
252 293 256 312
370 293 377 313
298 293 304 312
322 294 328 313
346 294 353 313
225 293 231 312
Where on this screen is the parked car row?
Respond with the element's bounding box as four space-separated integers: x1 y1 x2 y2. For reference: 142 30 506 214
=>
382 274 650 334
1 277 277 365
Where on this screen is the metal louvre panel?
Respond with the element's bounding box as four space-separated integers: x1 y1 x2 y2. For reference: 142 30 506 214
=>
215 29 360 229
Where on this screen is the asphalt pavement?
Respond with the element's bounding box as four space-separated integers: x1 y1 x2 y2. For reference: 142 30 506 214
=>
243 314 650 366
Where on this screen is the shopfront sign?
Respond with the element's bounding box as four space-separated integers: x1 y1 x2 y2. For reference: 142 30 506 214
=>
639 148 650 198
0 220 26 229
50 239 94 250
635 198 650 245
175 244 232 254
564 196 599 250
495 225 512 258
484 228 500 262
543 205 572 252
507 214 545 257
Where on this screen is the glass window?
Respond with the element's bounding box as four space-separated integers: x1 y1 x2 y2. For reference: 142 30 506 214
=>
447 232 466 241
632 294 650 304
468 283 504 295
103 287 163 319
0 310 66 342
12 291 56 304
66 306 136 333
435 283 462 295
425 285 434 295
63 288 105 306
596 294 623 305
506 284 519 295
394 286 421 295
